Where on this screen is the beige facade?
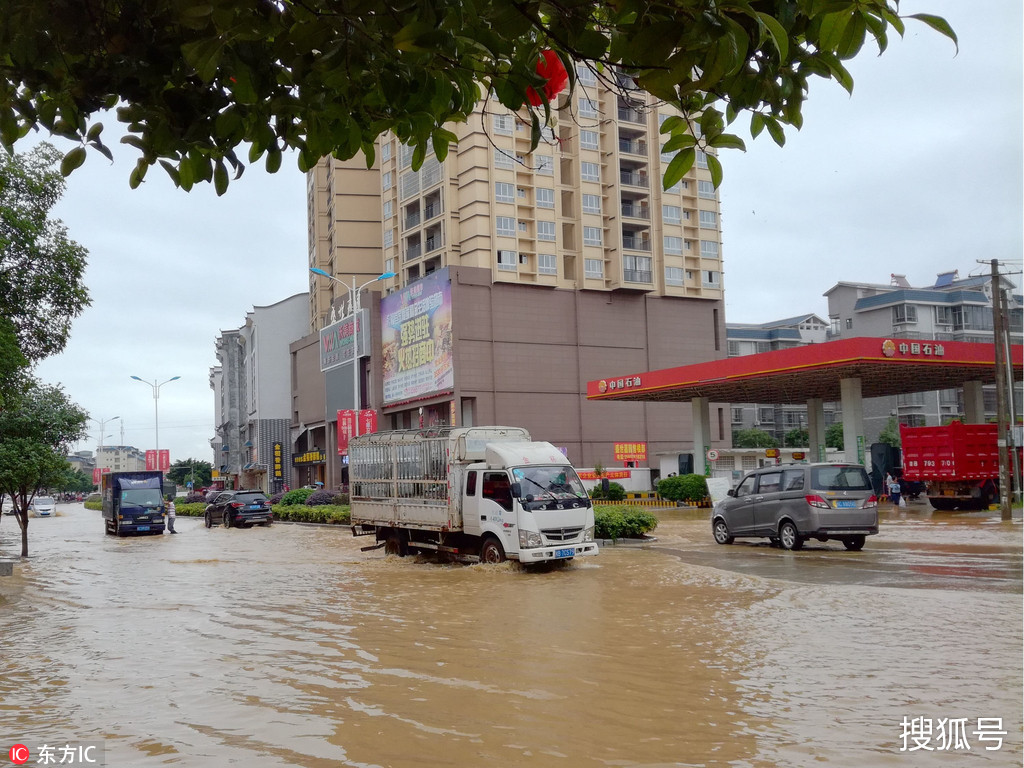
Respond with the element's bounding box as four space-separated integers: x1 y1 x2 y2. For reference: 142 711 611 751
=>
305 71 729 482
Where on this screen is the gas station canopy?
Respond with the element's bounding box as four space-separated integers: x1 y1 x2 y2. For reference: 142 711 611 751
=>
587 337 1023 405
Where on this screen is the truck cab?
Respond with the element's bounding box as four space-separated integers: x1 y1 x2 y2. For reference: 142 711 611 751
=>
102 471 166 536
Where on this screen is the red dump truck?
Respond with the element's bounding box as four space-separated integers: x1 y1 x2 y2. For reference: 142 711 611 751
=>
899 422 1010 511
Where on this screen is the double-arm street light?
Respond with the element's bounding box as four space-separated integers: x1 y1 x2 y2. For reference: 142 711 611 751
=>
91 415 119 451
130 375 180 457
310 268 395 439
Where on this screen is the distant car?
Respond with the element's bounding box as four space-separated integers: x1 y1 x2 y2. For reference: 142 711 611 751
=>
711 463 879 551
205 490 273 529
30 496 56 517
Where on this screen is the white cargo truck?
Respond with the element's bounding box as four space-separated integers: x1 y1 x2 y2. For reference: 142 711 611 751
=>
349 426 599 564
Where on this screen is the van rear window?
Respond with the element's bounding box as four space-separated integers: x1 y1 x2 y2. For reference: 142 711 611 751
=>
811 466 871 491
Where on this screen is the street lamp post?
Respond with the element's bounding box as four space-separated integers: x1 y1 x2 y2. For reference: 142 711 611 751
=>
130 375 181 463
310 268 395 439
91 415 119 452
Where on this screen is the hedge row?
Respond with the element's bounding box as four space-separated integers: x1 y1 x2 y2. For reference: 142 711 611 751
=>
272 504 350 524
593 505 659 540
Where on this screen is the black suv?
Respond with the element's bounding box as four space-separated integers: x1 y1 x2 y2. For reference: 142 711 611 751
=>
205 490 273 528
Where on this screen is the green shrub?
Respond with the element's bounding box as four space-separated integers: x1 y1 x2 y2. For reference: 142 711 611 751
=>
175 502 206 517
594 505 659 540
279 488 315 506
271 504 350 524
590 481 625 501
657 474 709 503
84 499 101 511
305 490 337 506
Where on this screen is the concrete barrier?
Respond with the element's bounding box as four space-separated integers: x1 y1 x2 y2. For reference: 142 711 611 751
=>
0 560 13 577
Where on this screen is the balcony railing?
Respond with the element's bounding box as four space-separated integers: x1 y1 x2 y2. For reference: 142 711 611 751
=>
425 234 444 253
621 238 651 251
424 201 443 220
404 211 420 229
623 270 653 284
618 138 647 155
620 204 650 219
404 243 422 261
620 170 649 188
617 107 645 124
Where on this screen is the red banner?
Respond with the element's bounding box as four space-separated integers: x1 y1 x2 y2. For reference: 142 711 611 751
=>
145 450 170 471
92 467 110 484
360 409 378 436
578 470 632 480
337 410 356 455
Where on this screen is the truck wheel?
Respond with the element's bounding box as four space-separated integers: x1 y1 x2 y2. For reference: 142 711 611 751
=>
384 532 408 557
779 521 803 551
480 537 506 564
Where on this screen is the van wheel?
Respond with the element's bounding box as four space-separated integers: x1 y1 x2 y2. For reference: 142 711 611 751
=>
384 531 407 556
204 512 212 529
480 537 506 564
779 521 803 551
842 535 866 551
712 519 734 545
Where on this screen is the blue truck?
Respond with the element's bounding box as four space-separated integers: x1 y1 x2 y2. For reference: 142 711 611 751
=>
102 471 166 536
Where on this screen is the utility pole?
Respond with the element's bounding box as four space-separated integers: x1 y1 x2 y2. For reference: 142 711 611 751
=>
990 259 1012 521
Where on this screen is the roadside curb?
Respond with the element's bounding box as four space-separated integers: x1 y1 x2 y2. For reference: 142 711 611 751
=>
598 536 658 548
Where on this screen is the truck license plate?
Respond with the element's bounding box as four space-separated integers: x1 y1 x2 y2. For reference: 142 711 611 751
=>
136 525 150 531
555 548 574 558
835 501 856 508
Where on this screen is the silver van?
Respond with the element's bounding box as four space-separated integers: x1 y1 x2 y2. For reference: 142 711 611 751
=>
712 463 878 551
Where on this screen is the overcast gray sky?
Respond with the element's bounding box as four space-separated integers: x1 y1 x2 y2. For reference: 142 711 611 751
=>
32 0 1023 465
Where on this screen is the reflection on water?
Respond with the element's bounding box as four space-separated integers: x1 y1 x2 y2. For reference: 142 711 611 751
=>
1 505 1020 767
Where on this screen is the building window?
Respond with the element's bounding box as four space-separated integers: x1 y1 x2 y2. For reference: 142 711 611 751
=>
663 236 683 255
382 171 392 191
495 182 515 203
585 259 604 278
535 155 553 175
665 266 684 286
538 254 557 275
497 249 517 271
583 226 602 246
494 149 514 169
537 188 555 209
703 270 720 288
698 180 716 199
581 162 600 182
624 254 652 282
662 205 681 224
696 150 708 169
582 194 601 214
700 239 719 258
699 210 717 229
537 221 556 241
383 229 393 248
728 341 741 357
580 130 599 150
496 216 515 237
576 64 597 86
385 258 395 274
893 304 918 324
731 406 743 422
381 143 392 162
845 318 853 329
518 220 528 232
494 114 514 134
660 144 674 163
579 98 598 118
383 200 392 220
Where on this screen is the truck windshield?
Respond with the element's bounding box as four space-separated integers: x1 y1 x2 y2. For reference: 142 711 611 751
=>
120 489 163 509
511 466 587 501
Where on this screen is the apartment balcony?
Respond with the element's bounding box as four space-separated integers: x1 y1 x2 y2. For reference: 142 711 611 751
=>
404 211 421 229
621 237 651 251
619 170 649 188
618 138 647 156
620 203 650 220
617 107 645 124
425 233 444 254
424 201 443 220
623 270 653 284
404 243 422 261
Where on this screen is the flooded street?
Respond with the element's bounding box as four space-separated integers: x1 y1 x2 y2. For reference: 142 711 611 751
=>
1 503 1021 767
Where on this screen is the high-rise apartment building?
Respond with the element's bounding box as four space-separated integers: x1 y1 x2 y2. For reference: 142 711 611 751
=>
304 68 729 483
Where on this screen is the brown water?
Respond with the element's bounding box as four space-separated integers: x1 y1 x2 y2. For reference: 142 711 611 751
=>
1 504 1020 767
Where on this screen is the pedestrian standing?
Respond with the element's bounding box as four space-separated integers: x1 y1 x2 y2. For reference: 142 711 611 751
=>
887 474 901 508
166 496 177 533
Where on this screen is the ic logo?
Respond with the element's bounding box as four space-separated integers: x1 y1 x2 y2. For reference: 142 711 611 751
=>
9 744 30 765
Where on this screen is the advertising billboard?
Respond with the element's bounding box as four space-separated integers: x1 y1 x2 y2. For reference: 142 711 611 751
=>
319 308 370 373
381 269 454 405
145 450 170 472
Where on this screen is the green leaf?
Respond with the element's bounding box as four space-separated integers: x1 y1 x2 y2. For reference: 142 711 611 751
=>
707 134 746 151
659 115 683 135
393 21 436 52
214 159 228 195
663 133 696 153
750 112 765 138
59 146 87 176
706 153 723 188
763 116 786 147
86 123 103 141
159 160 181 187
906 13 958 52
180 36 225 82
663 148 695 190
265 147 282 173
755 12 789 61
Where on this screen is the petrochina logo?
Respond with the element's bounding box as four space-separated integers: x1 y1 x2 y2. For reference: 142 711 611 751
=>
881 339 896 357
598 380 608 393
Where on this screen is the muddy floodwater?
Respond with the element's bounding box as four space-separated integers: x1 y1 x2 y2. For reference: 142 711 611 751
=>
1 503 1021 767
